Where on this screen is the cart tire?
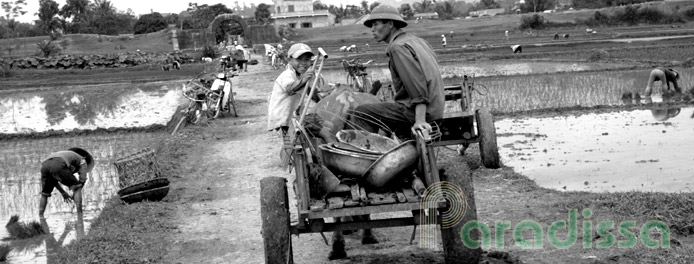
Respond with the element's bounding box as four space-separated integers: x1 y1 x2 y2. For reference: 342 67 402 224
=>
439 165 481 264
476 108 500 168
260 177 293 264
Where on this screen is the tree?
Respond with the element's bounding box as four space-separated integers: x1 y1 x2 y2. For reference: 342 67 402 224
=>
414 0 435 13
1 0 27 20
164 13 180 25
360 0 369 14
314 1 328 10
369 2 380 12
36 0 60 34
473 0 501 11
434 0 456 20
1 0 27 38
188 3 233 29
399 3 415 20
521 0 554 13
91 0 114 17
255 3 272 24
59 0 89 33
59 0 88 19
134 12 167 34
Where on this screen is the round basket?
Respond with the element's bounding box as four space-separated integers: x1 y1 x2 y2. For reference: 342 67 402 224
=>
118 178 170 204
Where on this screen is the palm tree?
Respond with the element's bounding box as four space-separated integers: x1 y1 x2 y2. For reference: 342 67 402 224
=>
91 0 114 17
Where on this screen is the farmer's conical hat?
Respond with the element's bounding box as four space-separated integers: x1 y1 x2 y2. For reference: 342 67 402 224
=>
68 147 95 173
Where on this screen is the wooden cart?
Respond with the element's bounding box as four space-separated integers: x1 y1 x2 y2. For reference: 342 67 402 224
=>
260 75 499 263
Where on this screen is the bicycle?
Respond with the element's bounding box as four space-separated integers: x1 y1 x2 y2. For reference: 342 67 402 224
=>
271 49 288 70
206 71 239 118
341 58 394 101
182 72 216 124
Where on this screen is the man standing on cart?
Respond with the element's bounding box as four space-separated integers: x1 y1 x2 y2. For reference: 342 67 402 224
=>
351 5 445 140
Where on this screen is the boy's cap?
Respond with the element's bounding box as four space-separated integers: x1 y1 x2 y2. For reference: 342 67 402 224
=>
288 43 314 58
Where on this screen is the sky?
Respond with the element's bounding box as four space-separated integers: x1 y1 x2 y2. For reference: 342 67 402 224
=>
10 0 374 23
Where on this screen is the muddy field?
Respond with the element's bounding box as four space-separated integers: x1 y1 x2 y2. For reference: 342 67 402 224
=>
1 19 694 264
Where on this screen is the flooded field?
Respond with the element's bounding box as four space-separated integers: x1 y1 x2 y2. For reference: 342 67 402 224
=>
0 132 167 263
496 106 694 193
0 81 184 134
322 63 693 113
0 81 179 263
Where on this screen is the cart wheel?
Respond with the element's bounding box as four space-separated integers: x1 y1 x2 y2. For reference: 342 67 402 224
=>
260 177 293 264
439 165 481 264
476 108 500 168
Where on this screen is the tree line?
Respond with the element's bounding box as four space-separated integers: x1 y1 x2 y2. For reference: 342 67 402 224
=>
0 0 675 39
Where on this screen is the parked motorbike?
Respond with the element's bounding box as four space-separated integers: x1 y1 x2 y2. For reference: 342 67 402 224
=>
208 71 239 118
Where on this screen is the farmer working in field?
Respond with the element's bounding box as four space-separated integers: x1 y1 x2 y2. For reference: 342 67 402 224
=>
643 68 682 97
350 5 445 140
38 147 95 217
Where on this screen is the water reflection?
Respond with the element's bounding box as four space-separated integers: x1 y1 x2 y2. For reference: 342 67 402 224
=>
0 82 182 134
0 132 165 263
496 107 694 193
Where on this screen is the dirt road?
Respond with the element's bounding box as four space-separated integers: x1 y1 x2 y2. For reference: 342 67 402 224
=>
160 57 693 264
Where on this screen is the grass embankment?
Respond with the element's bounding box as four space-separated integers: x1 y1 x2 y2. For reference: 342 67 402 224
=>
0 30 173 58
53 135 191 263
446 152 694 263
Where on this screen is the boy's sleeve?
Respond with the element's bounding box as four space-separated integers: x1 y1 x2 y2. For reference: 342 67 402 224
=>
274 71 298 94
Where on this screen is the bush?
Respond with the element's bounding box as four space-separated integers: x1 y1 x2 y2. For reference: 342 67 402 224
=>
0 244 10 262
277 24 296 40
519 14 546 30
588 49 609 62
680 7 694 21
59 39 70 50
0 67 12 78
637 6 666 24
134 13 168 35
201 45 219 59
35 40 62 57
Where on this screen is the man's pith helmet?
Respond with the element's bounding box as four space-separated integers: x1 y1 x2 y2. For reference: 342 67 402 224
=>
364 5 407 28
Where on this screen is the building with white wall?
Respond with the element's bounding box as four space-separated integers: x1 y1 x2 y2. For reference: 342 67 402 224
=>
271 0 335 28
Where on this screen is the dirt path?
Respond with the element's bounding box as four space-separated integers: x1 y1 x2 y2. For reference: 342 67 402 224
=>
159 56 693 264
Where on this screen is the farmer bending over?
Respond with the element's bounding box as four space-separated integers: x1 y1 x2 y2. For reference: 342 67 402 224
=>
39 147 95 217
350 5 445 141
643 68 682 97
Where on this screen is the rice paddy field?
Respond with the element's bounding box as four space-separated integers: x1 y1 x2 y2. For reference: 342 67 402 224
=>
321 65 694 114
2 12 694 261
0 131 168 263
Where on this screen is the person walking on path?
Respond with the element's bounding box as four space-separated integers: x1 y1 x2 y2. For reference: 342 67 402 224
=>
441 34 447 48
39 147 95 217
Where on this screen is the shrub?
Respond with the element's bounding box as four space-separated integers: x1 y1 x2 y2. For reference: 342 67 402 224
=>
201 45 219 59
680 7 694 21
588 49 609 62
59 39 70 50
0 67 12 78
277 24 296 40
134 13 168 35
35 40 62 57
637 6 666 24
0 245 10 261
519 14 546 30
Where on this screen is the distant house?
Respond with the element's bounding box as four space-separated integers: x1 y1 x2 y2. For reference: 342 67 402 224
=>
271 0 335 28
469 8 505 17
413 12 439 20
